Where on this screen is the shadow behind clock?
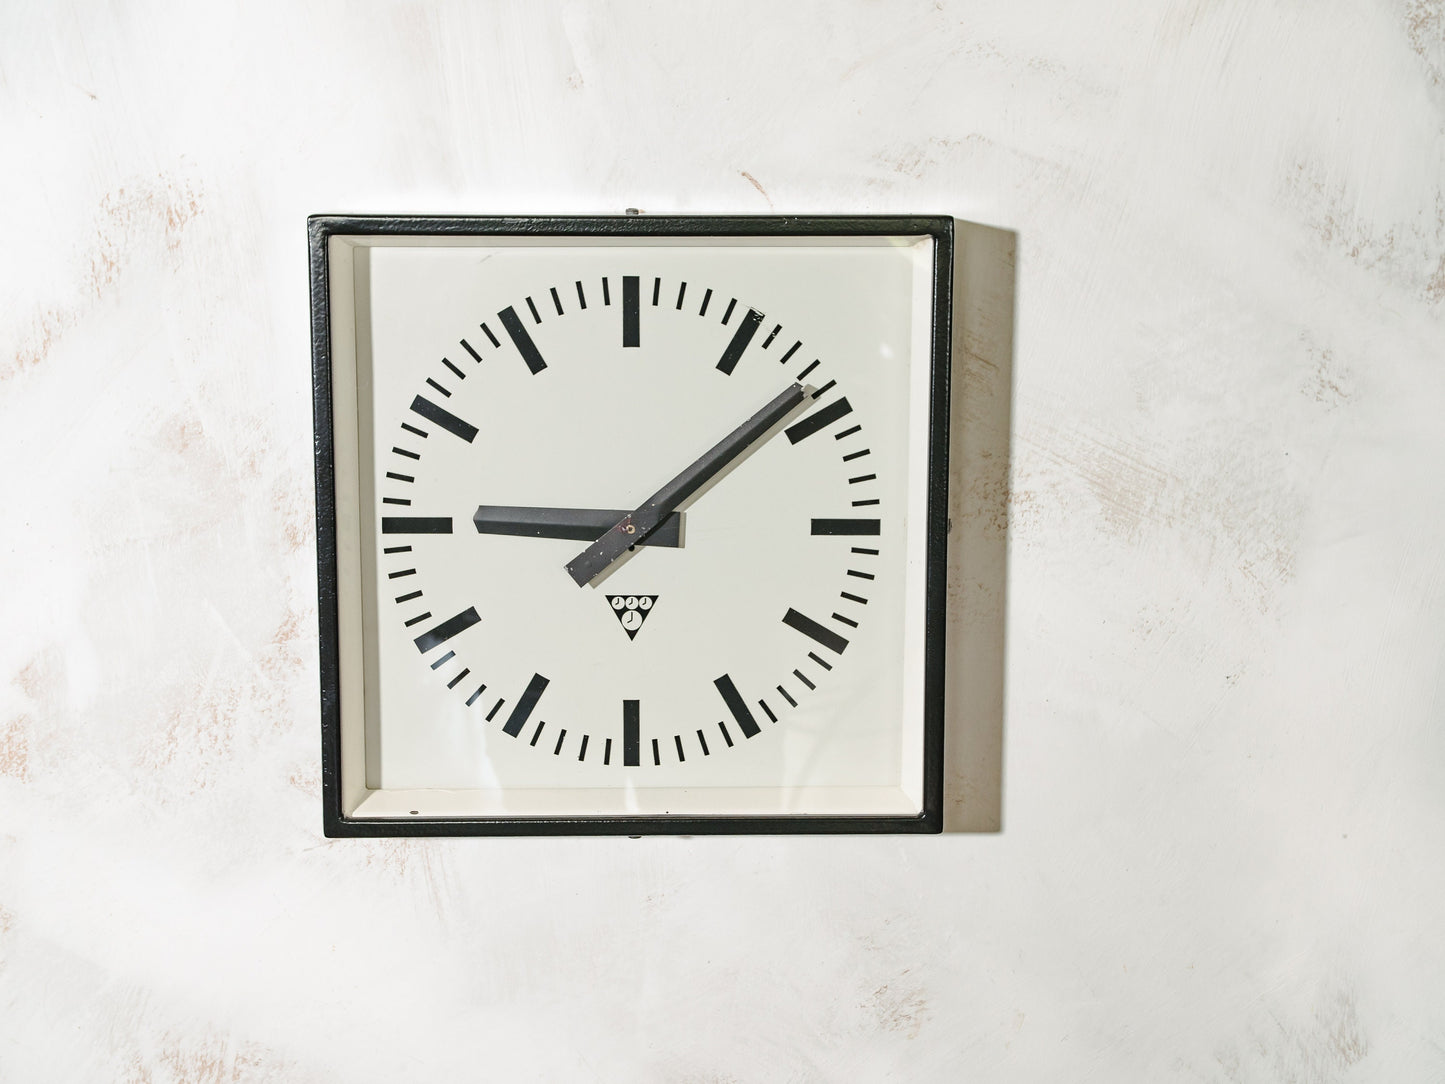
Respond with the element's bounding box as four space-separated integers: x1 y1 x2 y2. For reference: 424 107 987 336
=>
943 220 1015 833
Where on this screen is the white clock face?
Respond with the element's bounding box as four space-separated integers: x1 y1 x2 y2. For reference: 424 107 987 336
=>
340 234 936 818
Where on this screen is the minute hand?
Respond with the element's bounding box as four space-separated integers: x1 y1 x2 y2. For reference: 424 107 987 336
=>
564 383 807 587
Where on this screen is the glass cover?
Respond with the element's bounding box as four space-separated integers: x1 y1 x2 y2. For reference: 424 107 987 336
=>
329 230 938 820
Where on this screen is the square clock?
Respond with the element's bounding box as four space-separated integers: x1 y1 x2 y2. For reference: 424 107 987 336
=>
310 215 952 835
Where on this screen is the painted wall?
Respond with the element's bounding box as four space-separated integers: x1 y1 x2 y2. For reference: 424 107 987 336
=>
2 2 1442 1079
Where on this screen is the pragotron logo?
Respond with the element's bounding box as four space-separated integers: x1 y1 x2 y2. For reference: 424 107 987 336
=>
606 595 657 640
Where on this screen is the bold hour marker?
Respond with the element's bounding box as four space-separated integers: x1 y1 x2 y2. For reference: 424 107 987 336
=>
811 518 880 536
675 281 687 309
481 323 501 348
424 377 450 397
440 357 466 379
782 607 849 654
526 296 542 323
410 396 478 442
383 516 452 534
778 341 801 365
575 280 587 309
502 673 550 737
714 674 760 738
460 339 482 363
785 397 852 443
623 699 640 766
622 276 640 347
699 288 712 316
761 324 781 348
499 306 548 374
716 308 764 375
550 286 564 315
413 607 481 653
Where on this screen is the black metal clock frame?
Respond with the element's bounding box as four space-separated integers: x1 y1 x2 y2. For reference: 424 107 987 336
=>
309 214 953 836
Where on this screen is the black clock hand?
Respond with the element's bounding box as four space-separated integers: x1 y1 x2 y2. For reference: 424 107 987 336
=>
474 505 683 547
564 383 808 587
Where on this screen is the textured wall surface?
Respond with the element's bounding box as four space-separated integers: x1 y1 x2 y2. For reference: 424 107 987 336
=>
2 1 1443 1080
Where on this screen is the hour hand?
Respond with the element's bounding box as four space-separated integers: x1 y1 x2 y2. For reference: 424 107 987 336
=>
474 505 684 548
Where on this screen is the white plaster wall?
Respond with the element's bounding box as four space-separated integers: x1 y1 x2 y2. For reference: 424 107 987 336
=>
2 1 1443 1079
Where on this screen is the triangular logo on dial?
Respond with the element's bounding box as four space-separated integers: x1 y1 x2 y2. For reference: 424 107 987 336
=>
606 594 657 640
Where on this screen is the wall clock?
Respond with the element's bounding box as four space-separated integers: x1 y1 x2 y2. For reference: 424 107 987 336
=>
310 214 952 835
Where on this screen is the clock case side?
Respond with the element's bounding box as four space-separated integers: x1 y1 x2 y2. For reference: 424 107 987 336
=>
309 218 345 837
307 214 952 836
920 217 953 834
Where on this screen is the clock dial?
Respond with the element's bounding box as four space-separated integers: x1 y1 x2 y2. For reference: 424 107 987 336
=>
341 231 938 818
